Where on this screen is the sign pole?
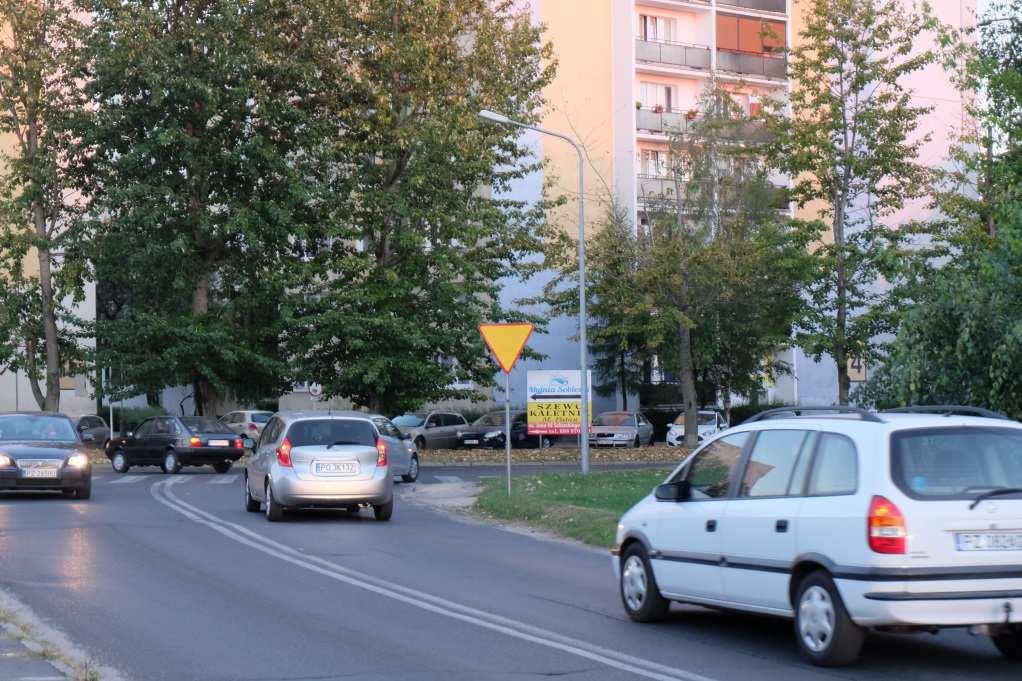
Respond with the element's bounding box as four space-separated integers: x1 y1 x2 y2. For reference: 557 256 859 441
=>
504 371 512 496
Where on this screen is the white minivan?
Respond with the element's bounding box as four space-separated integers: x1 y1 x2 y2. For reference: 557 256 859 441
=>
613 406 1022 666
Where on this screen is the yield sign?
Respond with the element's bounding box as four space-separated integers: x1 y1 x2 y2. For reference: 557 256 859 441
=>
478 323 534 374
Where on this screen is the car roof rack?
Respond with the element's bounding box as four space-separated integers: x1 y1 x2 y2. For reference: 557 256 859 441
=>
880 405 1010 420
743 406 884 424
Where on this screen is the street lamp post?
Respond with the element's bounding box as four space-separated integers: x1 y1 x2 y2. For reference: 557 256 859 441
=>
477 109 591 474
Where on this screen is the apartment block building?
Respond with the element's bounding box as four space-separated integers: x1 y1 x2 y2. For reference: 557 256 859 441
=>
496 0 974 411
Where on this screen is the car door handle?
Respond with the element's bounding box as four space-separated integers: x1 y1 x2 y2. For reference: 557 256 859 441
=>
706 520 717 532
775 519 789 533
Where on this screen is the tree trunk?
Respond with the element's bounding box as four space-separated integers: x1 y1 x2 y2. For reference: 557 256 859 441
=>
619 350 628 411
28 120 60 412
721 379 732 426
24 339 46 410
678 320 699 449
833 196 849 405
191 270 211 416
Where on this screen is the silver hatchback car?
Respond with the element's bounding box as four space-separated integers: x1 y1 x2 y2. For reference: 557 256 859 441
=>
244 412 417 522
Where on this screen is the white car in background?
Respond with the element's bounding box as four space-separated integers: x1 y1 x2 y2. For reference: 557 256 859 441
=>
666 409 727 446
221 410 274 439
613 405 1022 666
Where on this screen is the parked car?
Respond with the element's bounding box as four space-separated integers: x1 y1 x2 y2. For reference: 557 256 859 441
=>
244 411 412 521
72 414 111 450
392 411 468 450
220 410 274 439
0 412 92 499
666 409 728 446
456 410 553 449
613 405 1022 666
591 411 655 447
106 415 247 475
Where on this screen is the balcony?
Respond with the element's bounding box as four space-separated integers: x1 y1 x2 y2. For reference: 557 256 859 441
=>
716 49 787 80
718 0 787 13
638 175 791 210
636 38 712 71
636 108 773 142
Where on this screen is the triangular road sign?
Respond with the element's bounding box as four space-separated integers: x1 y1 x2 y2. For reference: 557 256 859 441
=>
479 323 534 374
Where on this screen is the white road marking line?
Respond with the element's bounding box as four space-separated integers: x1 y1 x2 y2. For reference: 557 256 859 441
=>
17 677 66 680
209 475 239 485
109 476 147 484
151 480 717 681
434 475 463 483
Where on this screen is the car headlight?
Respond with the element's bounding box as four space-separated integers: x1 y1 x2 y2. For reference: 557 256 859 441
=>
0 454 11 467
66 453 89 468
456 431 463 438
484 430 502 439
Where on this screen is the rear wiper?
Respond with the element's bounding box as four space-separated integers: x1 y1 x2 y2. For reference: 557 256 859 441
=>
969 487 1022 510
326 440 362 449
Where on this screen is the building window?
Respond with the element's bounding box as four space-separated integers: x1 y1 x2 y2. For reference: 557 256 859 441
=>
638 14 675 42
717 15 786 54
640 149 669 177
639 81 677 111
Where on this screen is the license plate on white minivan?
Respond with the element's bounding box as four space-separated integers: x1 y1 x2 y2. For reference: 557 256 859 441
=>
955 531 1022 551
314 461 359 476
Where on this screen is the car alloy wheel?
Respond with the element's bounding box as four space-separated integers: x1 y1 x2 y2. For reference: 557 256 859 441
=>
111 451 129 474
798 585 835 653
402 455 419 483
621 555 648 612
163 451 180 474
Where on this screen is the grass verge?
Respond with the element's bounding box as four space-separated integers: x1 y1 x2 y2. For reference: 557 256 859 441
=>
422 445 686 466
474 469 670 548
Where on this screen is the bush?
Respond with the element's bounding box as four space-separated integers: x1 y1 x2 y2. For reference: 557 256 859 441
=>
110 406 166 433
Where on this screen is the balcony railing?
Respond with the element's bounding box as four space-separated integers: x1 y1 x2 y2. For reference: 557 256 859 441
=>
635 38 712 71
716 49 787 79
637 175 791 210
636 108 773 143
717 0 787 13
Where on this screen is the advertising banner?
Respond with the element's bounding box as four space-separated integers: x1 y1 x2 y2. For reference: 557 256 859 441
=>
526 370 592 436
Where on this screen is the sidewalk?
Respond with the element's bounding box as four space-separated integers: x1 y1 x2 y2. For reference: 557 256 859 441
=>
0 624 71 681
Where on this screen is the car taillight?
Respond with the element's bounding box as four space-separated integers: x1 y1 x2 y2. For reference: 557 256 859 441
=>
189 436 202 447
868 495 906 554
248 423 258 431
276 437 293 467
375 437 388 467
233 439 244 449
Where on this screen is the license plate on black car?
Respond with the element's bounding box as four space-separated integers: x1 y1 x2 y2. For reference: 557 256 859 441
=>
464 439 479 445
209 439 229 447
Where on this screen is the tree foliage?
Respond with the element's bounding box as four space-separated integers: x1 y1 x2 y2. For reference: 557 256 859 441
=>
281 0 555 414
767 0 946 404
0 0 88 410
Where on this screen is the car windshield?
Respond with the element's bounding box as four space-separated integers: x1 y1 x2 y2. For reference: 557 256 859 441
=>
287 419 376 448
593 413 632 426
179 417 234 434
474 412 506 426
392 414 425 428
892 427 1022 499
673 412 717 425
251 412 272 423
0 414 77 442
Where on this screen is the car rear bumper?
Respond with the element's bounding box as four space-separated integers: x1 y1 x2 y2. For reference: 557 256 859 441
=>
840 577 1022 627
272 466 393 507
0 467 91 491
178 448 244 465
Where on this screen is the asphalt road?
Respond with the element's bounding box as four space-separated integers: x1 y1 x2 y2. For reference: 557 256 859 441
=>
1 466 1019 681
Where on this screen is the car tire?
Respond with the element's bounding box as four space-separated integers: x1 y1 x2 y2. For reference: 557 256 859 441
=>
401 455 419 483
414 436 426 452
76 482 91 500
111 450 130 474
212 461 232 474
102 439 111 451
243 474 260 513
993 625 1022 659
648 434 655 446
794 571 865 667
373 499 394 521
632 435 641 448
265 481 285 522
619 544 670 622
161 450 181 475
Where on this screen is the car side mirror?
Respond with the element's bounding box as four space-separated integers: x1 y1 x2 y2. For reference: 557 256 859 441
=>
82 433 96 442
655 481 690 502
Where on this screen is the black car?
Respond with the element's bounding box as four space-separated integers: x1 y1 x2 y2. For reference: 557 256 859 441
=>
106 415 248 474
0 412 93 499
456 410 552 449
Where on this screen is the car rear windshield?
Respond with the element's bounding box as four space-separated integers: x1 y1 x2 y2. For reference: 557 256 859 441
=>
179 417 234 434
594 413 633 426
0 415 77 442
252 412 272 423
392 414 425 428
891 427 1022 499
287 419 376 448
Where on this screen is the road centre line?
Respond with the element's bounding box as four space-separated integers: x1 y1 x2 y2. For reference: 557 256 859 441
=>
150 480 716 681
109 476 147 484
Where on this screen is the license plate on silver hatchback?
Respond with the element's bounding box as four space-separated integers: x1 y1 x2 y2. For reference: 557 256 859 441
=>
314 461 359 476
955 531 1022 551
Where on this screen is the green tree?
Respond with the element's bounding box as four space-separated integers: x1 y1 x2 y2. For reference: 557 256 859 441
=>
0 0 88 410
78 0 315 414
283 1 555 414
767 0 945 404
